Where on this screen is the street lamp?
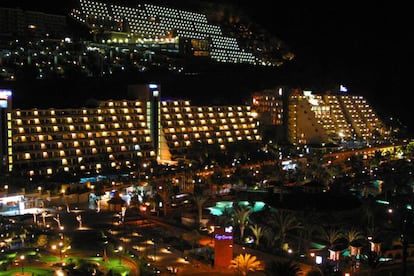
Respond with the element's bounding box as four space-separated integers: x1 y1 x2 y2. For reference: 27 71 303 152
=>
118 246 123 264
59 241 63 260
20 255 25 275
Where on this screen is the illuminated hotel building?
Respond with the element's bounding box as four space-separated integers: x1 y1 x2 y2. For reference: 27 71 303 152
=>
160 99 261 157
252 87 390 145
68 0 286 66
0 89 12 175
0 7 67 39
12 97 155 178
6 85 261 179
251 87 285 126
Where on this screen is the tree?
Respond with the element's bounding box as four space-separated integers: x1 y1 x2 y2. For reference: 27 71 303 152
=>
297 211 322 254
318 226 343 249
266 259 303 276
233 205 253 241
344 227 365 246
268 209 303 252
191 193 208 227
69 258 105 275
216 206 234 227
157 183 173 216
344 227 365 261
229 253 264 276
249 224 267 247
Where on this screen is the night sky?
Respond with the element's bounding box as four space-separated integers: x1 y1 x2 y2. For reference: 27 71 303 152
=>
1 0 413 134
236 1 412 134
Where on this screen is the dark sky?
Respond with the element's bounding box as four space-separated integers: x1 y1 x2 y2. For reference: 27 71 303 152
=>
235 1 412 133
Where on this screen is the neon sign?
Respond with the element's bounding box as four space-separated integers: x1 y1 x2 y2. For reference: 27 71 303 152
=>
215 234 233 240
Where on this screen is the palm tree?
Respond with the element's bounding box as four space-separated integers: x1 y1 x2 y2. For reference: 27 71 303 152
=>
229 253 264 276
157 183 173 216
344 227 365 260
249 224 267 247
216 205 234 227
297 211 323 254
268 209 303 252
233 205 253 241
266 259 303 276
69 258 105 275
318 226 343 249
191 193 208 227
344 227 365 246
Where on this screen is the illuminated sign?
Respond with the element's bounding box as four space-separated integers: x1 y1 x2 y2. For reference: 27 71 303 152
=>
0 89 12 108
214 225 233 267
315 256 323 265
0 100 6 108
0 89 12 97
215 234 233 240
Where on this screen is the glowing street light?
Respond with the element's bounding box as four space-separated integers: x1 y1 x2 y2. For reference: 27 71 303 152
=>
59 241 63 260
118 246 123 264
20 255 25 275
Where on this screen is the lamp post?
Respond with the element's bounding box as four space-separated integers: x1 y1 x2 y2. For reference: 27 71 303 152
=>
20 255 25 275
118 246 123 264
59 241 63 260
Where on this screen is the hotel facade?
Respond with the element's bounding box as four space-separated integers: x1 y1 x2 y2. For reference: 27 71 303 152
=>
1 84 261 180
251 87 391 146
